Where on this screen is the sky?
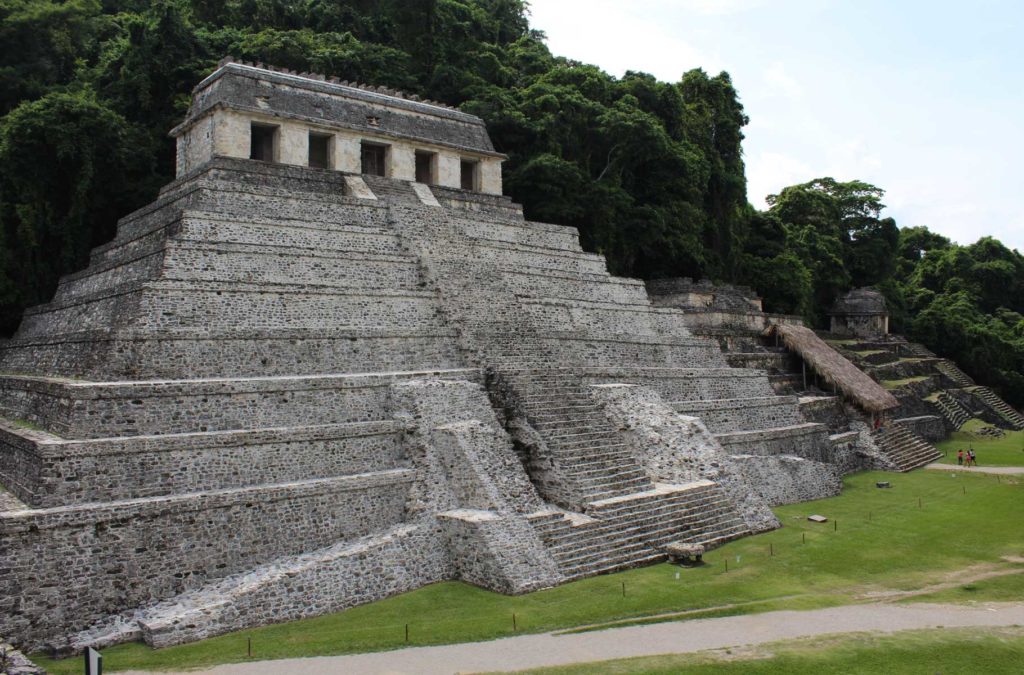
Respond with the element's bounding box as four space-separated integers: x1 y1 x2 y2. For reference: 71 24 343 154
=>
527 0 1024 251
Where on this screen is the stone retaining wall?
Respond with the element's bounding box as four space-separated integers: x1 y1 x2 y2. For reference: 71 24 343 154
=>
0 420 408 507
0 471 413 650
0 370 475 439
731 455 842 505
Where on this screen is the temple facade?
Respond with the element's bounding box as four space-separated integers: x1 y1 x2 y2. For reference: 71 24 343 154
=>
172 59 504 194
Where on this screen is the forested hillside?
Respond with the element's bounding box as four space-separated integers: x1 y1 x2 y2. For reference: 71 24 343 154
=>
0 0 1021 405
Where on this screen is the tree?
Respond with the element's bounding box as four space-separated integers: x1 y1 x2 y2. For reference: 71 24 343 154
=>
0 91 151 333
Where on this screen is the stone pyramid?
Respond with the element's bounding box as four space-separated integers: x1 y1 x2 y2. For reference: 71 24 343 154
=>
0 62 862 653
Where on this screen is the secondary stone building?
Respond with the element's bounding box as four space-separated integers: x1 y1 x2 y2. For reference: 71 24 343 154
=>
829 287 890 337
0 60 878 656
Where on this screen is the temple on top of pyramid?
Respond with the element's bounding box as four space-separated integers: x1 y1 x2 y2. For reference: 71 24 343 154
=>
171 58 504 193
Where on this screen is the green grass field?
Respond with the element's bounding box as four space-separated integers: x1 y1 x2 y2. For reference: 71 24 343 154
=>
880 375 931 389
934 420 1024 467
511 627 1024 674
33 470 1024 674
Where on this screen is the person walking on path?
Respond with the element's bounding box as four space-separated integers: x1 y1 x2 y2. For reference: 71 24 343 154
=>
958 449 964 465
969 449 977 466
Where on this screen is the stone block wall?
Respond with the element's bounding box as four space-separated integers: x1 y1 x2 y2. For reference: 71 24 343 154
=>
439 511 562 594
0 470 414 650
894 415 947 443
0 371 475 439
671 396 805 433
798 396 851 431
0 419 408 507
715 424 833 460
138 523 451 650
730 455 842 505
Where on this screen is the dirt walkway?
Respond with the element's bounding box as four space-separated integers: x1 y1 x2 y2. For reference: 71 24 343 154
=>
120 601 1024 675
925 463 1024 475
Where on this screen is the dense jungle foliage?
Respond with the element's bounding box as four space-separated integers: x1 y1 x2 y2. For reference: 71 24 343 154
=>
0 0 1022 404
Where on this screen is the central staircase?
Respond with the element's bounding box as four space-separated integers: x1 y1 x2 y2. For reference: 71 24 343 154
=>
527 481 747 579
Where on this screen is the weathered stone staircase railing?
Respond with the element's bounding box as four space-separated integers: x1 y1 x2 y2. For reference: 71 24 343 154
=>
970 386 1024 430
872 424 942 471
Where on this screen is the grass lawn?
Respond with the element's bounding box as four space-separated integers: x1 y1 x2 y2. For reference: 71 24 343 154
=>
880 375 931 389
33 470 1024 674
509 626 1024 674
934 419 1024 467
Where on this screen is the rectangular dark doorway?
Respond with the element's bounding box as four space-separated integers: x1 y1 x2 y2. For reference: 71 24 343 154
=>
361 142 387 176
460 160 478 191
415 150 436 184
250 123 278 162
308 132 331 169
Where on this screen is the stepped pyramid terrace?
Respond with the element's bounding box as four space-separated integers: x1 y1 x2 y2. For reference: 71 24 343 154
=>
0 60 931 655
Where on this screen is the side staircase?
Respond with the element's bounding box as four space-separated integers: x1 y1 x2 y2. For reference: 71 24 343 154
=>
971 386 1024 430
932 391 970 430
872 425 942 471
902 342 937 358
935 360 974 388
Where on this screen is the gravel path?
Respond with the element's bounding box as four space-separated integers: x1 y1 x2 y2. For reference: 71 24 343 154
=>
119 601 1024 675
925 463 1024 475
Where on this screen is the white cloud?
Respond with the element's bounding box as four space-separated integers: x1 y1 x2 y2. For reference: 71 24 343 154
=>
671 0 770 15
746 151 815 206
528 1 716 80
762 62 803 98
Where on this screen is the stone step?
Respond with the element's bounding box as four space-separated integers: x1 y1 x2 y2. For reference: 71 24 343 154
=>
549 511 747 571
529 413 606 427
546 429 621 443
562 451 637 468
561 552 667 580
543 501 736 549
590 490 722 520
581 474 653 493
565 465 649 484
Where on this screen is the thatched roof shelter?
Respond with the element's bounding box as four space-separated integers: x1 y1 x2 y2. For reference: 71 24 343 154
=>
767 323 898 413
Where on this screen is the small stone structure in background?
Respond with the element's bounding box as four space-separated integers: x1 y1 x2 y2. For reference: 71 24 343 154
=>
828 287 890 337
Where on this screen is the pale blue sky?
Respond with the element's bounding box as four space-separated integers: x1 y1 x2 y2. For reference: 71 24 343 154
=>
528 0 1024 251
